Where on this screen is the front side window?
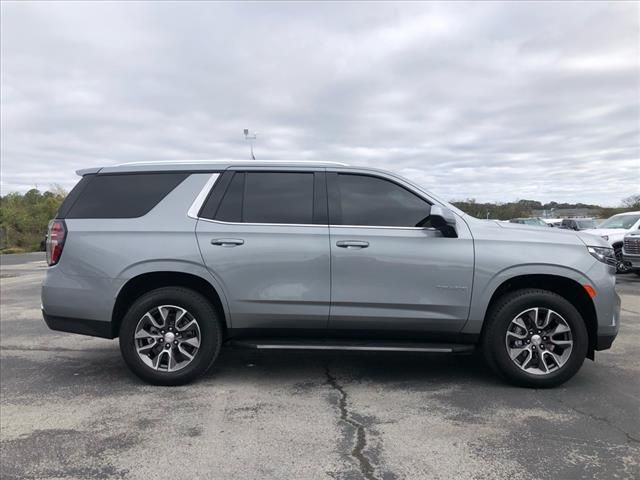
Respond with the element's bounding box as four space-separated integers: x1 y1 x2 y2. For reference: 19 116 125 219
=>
214 172 315 224
334 174 431 227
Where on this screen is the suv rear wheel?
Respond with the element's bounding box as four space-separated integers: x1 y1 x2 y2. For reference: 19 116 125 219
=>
119 287 222 385
482 289 588 388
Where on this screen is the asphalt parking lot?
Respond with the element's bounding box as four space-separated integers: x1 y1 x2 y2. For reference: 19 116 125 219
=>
1 253 639 480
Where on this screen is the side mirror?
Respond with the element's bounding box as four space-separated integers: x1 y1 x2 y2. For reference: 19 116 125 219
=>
429 205 457 238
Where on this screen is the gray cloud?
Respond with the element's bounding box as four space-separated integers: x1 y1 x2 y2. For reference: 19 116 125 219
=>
1 1 638 206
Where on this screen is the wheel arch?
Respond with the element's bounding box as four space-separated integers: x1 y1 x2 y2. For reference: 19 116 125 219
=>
111 270 230 338
478 274 598 359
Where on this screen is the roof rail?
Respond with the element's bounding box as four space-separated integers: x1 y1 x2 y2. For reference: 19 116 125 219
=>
113 159 349 167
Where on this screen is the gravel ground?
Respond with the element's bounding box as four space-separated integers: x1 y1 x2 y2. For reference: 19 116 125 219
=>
1 253 639 480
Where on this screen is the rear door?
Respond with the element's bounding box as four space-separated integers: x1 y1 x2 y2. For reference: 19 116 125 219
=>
196 168 330 330
327 171 474 333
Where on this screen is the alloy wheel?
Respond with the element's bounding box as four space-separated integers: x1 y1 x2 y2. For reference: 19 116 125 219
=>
134 305 201 372
505 307 573 376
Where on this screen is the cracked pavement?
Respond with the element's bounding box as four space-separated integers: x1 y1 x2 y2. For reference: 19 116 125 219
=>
1 253 639 479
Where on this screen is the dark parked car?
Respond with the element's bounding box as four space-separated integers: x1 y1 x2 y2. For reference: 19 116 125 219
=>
560 219 597 231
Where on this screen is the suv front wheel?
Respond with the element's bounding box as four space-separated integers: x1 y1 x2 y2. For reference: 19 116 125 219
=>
119 287 222 385
482 289 588 388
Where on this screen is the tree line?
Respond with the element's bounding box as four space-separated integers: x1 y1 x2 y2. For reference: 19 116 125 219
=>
451 196 640 221
0 188 638 253
0 187 67 253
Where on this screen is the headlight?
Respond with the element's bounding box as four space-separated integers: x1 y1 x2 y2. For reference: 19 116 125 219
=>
588 246 616 266
601 235 609 241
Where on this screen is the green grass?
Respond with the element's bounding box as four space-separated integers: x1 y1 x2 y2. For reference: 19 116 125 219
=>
0 247 34 255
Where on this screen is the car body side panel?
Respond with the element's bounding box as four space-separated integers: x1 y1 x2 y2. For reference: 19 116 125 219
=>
195 221 331 330
463 219 618 335
41 173 215 326
328 218 474 332
114 259 232 327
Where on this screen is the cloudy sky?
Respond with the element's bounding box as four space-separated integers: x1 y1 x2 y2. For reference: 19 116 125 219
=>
1 1 638 205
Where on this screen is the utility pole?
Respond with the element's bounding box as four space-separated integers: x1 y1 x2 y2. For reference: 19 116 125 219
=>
243 129 257 160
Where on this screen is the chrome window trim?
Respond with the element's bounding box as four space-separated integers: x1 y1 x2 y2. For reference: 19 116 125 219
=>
196 216 431 230
187 173 220 219
329 224 432 231
196 217 326 228
189 169 438 230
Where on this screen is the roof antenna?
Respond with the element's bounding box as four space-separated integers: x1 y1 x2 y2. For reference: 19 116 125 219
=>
243 128 257 160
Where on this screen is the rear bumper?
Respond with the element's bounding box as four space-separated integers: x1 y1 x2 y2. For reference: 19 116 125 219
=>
595 334 617 351
41 265 120 330
42 310 116 339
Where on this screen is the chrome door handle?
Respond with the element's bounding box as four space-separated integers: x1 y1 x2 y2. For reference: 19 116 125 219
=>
211 238 244 247
336 240 369 249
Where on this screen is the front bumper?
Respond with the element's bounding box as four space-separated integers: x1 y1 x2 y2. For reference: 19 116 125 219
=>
622 252 640 270
585 259 620 352
593 288 621 351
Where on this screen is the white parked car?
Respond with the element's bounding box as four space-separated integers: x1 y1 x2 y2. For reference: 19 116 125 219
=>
583 211 640 273
622 230 640 277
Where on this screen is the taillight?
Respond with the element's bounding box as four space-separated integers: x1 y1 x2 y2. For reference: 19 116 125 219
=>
46 220 67 266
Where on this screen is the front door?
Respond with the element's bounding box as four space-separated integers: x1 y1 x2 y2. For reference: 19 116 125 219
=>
327 172 474 333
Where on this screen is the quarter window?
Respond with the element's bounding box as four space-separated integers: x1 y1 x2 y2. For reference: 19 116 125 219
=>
335 174 431 227
61 173 189 219
215 173 244 222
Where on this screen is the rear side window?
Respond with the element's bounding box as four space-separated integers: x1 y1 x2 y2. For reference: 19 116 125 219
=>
211 172 315 224
244 172 314 224
62 173 189 219
215 172 244 222
333 174 431 227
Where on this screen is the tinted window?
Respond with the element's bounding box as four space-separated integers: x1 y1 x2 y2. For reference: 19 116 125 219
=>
64 173 188 219
214 172 244 222
56 175 93 218
213 172 315 224
242 172 314 224
335 174 430 227
576 220 596 229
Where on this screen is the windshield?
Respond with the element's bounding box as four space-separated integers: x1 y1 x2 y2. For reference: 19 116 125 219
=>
523 218 546 226
598 214 640 229
576 220 596 229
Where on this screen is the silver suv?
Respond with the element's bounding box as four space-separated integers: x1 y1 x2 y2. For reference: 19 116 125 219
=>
42 161 620 387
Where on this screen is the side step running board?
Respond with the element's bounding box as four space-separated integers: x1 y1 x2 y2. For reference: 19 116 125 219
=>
226 338 475 354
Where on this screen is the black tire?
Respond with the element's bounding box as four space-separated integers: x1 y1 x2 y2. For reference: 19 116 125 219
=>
119 287 222 386
614 245 631 274
482 289 588 388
